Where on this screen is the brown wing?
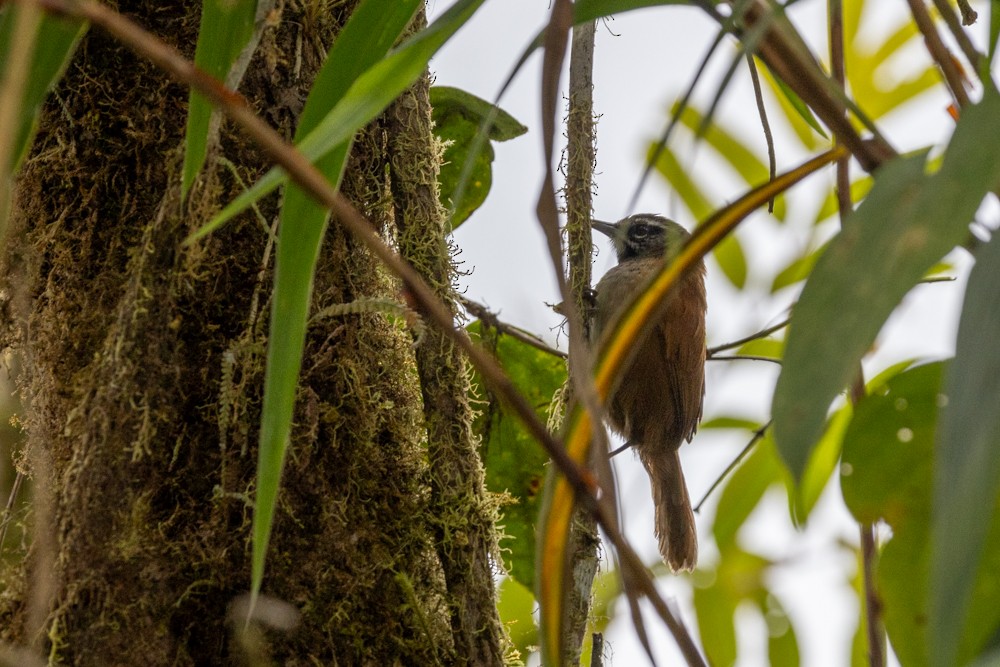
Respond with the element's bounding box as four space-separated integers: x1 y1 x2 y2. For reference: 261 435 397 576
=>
660 264 707 443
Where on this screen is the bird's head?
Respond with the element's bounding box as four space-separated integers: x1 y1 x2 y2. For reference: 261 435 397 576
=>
592 214 691 263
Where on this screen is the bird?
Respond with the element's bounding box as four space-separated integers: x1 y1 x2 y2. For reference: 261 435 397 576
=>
590 213 706 571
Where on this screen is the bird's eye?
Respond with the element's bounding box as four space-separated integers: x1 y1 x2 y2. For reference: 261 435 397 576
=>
630 224 650 239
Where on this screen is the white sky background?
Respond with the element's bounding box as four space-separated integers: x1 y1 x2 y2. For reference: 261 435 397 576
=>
427 1 991 664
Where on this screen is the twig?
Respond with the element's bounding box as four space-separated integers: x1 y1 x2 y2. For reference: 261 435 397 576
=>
956 0 978 26
707 317 789 355
693 420 771 513
460 297 566 359
734 0 896 172
929 0 987 77
906 0 971 109
830 5 885 663
706 354 780 364
860 523 885 667
591 632 604 667
746 52 776 213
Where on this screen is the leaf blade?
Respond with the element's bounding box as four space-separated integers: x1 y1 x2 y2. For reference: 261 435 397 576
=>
931 230 1000 667
182 0 258 197
772 89 1000 480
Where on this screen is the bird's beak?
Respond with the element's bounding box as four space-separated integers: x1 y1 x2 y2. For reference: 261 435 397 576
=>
591 220 616 238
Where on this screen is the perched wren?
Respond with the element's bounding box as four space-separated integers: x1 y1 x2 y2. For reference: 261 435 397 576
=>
590 214 706 571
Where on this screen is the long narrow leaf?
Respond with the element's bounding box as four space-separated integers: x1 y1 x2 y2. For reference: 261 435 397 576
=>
189 0 485 242
537 147 844 665
931 231 1000 667
573 0 693 23
181 0 257 198
0 8 84 172
250 0 424 604
771 88 1000 481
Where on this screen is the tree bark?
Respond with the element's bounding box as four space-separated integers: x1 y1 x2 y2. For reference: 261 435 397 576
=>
0 1 501 664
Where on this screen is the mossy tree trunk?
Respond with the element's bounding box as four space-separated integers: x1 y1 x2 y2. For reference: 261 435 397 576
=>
0 2 504 664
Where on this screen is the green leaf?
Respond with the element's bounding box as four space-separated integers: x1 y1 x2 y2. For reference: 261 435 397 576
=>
250 0 424 605
793 402 850 524
841 363 940 526
713 434 784 549
992 0 1000 64
812 176 872 226
190 0 484 242
675 104 787 221
693 575 738 667
714 233 748 289
496 577 538 661
182 0 257 197
429 86 526 228
700 416 762 431
650 144 750 288
770 245 822 293
760 62 828 141
572 0 688 23
762 595 800 667
693 549 773 666
651 145 712 220
735 337 784 361
0 7 84 175
932 230 1000 667
841 362 1000 666
469 321 566 589
772 88 1000 481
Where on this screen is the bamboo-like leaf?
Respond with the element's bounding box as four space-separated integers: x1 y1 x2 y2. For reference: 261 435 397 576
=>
188 0 485 242
761 63 828 141
771 88 1000 481
537 147 845 666
675 103 787 221
694 577 738 665
712 433 782 549
0 6 84 227
250 0 424 607
650 145 748 288
763 594 800 667
932 231 1000 667
181 0 257 198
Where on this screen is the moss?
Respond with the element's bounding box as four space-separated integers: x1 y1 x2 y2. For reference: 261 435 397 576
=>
387 43 509 666
0 1 463 664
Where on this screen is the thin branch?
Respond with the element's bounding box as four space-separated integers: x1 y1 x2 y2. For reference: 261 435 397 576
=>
906 0 971 109
734 0 896 172
707 317 789 355
830 4 885 663
460 297 567 359
707 354 781 364
930 0 988 77
563 17 605 667
746 52 776 212
693 420 771 513
956 0 978 26
860 523 885 667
